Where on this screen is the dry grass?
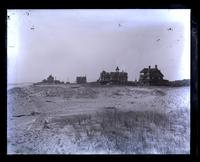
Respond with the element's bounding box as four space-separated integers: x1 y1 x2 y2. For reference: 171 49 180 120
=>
41 108 189 154
7 85 190 154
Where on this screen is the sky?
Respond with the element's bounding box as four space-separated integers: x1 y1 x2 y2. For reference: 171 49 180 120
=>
7 9 190 83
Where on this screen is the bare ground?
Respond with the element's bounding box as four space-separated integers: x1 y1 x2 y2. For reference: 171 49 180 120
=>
7 84 190 154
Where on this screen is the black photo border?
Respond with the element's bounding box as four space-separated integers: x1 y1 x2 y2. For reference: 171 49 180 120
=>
0 0 199 161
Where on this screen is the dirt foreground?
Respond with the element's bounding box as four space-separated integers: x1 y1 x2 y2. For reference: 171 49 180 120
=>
7 84 190 154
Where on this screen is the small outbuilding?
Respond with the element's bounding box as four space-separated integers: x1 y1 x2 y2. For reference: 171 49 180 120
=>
76 76 87 84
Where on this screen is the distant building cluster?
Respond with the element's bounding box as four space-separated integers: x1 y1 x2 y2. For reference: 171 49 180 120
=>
97 65 171 86
98 66 128 85
37 65 189 87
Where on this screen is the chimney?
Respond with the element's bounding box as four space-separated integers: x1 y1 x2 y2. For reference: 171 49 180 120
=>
155 65 157 69
148 65 151 69
116 66 119 72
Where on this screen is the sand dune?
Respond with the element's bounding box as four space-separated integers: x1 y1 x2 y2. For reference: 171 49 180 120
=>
7 84 190 154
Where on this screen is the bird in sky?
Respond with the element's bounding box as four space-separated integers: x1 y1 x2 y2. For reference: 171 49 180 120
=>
30 25 35 30
26 12 30 16
118 23 122 27
156 39 160 42
168 28 173 31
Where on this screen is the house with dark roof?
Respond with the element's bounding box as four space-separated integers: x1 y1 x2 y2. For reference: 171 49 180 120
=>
139 65 169 86
41 74 54 84
47 75 54 83
39 75 65 84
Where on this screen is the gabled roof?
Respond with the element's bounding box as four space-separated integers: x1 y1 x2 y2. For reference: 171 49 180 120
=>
140 68 164 77
140 68 149 73
48 75 54 79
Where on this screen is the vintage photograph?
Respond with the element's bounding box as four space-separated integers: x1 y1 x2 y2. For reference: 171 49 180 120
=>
7 9 190 154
